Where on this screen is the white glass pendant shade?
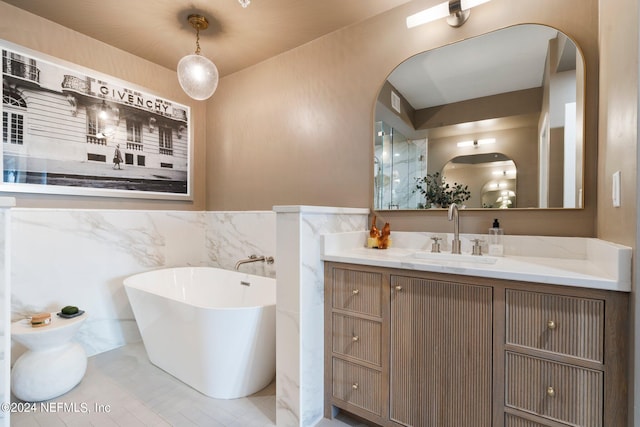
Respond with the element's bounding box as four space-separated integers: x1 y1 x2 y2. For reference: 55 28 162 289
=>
177 54 219 101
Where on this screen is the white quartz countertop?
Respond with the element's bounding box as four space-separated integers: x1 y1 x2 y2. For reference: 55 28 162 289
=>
321 231 632 292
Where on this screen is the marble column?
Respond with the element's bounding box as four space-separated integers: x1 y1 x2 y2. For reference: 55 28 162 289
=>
274 206 368 427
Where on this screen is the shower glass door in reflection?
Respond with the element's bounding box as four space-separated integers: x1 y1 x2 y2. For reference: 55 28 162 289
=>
374 121 426 210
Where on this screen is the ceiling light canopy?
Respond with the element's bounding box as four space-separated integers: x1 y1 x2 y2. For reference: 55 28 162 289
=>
177 14 219 101
407 0 491 28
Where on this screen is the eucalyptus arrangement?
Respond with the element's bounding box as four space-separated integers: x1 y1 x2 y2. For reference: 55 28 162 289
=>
414 172 471 209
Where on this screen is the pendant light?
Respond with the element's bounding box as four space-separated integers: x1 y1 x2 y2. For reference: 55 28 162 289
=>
177 14 219 100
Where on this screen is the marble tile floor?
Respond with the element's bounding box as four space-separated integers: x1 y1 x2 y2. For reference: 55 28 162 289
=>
10 342 370 427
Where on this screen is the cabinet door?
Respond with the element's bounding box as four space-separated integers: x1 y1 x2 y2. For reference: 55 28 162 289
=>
390 276 493 427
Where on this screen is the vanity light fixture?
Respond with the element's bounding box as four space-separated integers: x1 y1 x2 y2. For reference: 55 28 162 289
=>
407 0 491 29
456 138 496 148
238 0 251 7
177 14 219 101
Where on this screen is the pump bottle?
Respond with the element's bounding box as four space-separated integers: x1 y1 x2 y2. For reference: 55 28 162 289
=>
488 218 504 256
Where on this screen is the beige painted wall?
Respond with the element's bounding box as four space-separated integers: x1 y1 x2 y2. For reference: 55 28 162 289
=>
207 0 599 237
0 2 207 210
597 0 639 425
597 0 638 248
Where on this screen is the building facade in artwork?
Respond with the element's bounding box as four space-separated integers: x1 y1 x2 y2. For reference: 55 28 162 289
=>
1 47 189 192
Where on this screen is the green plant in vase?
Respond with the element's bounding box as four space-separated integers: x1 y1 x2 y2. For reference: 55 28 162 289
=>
414 172 471 208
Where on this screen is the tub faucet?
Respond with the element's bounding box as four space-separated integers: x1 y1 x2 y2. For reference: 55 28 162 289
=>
448 203 462 254
234 254 275 270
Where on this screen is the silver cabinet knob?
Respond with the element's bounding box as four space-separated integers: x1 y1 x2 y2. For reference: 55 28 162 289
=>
352 335 359 342
395 285 403 291
547 320 557 330
352 289 359 295
352 382 359 390
547 386 555 397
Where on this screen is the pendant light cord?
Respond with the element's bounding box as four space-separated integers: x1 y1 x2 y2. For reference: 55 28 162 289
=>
194 26 201 55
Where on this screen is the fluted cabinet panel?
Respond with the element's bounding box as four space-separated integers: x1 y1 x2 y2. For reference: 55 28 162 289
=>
505 352 603 426
504 413 549 427
390 276 493 427
332 313 382 366
506 290 604 362
332 269 382 317
332 358 382 416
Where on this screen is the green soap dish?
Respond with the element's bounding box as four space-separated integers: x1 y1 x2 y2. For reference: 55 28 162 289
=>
57 310 85 319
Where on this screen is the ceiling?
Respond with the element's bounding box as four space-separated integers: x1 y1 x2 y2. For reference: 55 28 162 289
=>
1 0 412 77
4 1 578 124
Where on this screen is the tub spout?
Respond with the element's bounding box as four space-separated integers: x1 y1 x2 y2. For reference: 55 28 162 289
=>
234 254 275 270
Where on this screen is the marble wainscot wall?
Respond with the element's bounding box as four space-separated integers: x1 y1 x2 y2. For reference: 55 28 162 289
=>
0 198 15 427
273 206 369 427
9 209 276 362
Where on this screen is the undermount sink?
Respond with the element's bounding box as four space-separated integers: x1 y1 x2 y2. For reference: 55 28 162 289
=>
411 251 498 265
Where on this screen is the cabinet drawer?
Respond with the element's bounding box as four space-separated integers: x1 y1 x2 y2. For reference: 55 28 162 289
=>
505 413 553 427
505 352 603 427
506 290 604 362
332 313 382 366
332 358 382 416
332 268 382 316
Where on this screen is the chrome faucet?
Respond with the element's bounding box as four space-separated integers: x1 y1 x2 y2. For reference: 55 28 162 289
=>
448 203 462 254
234 254 275 270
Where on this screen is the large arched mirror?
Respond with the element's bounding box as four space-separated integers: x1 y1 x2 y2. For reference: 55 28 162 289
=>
374 24 584 210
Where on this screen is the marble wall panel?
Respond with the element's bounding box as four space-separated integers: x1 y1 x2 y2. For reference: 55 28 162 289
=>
274 206 368 427
9 209 275 360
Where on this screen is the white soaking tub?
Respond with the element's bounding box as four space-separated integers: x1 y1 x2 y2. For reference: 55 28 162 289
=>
123 267 276 399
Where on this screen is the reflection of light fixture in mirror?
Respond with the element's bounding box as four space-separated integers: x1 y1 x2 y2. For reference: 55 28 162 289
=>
177 14 219 101
496 196 513 205
406 0 491 29
492 169 516 176
456 138 496 148
238 0 251 7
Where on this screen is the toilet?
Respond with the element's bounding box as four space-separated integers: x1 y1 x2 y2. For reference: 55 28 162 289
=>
11 312 87 402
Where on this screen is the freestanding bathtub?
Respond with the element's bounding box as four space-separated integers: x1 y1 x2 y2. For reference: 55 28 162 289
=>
123 267 276 399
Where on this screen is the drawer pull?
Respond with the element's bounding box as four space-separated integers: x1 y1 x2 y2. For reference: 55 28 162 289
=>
352 335 360 342
547 386 555 397
352 382 359 390
547 320 557 330
352 289 360 295
395 285 403 291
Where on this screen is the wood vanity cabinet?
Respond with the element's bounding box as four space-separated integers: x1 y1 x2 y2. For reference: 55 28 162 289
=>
324 262 628 427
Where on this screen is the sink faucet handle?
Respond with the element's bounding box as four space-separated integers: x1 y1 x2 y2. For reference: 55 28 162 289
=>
430 236 442 253
471 239 484 256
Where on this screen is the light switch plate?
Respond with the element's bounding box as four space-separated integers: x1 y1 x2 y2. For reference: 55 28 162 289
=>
612 171 621 207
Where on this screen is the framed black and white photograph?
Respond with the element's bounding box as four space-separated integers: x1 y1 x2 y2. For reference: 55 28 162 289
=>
1 39 192 200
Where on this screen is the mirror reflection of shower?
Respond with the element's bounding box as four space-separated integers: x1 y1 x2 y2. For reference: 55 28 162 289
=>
374 121 427 209
374 155 383 210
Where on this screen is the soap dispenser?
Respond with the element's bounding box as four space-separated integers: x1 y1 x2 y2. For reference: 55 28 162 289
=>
488 218 504 256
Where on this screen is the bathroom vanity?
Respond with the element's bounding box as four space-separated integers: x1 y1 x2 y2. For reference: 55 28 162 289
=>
322 232 631 427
